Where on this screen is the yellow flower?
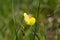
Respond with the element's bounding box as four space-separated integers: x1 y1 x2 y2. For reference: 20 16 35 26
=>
23 13 36 25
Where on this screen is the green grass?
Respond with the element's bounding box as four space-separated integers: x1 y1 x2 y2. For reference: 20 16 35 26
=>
0 0 60 40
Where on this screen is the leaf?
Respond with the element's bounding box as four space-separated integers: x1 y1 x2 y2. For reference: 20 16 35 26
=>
0 32 3 40
17 30 23 40
8 19 16 40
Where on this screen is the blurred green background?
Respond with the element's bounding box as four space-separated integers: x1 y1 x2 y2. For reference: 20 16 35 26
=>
0 0 60 40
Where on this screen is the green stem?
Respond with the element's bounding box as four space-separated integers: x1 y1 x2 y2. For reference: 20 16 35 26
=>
35 33 40 40
41 25 46 40
12 0 18 40
37 0 46 40
57 25 60 40
33 0 40 40
58 33 60 40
